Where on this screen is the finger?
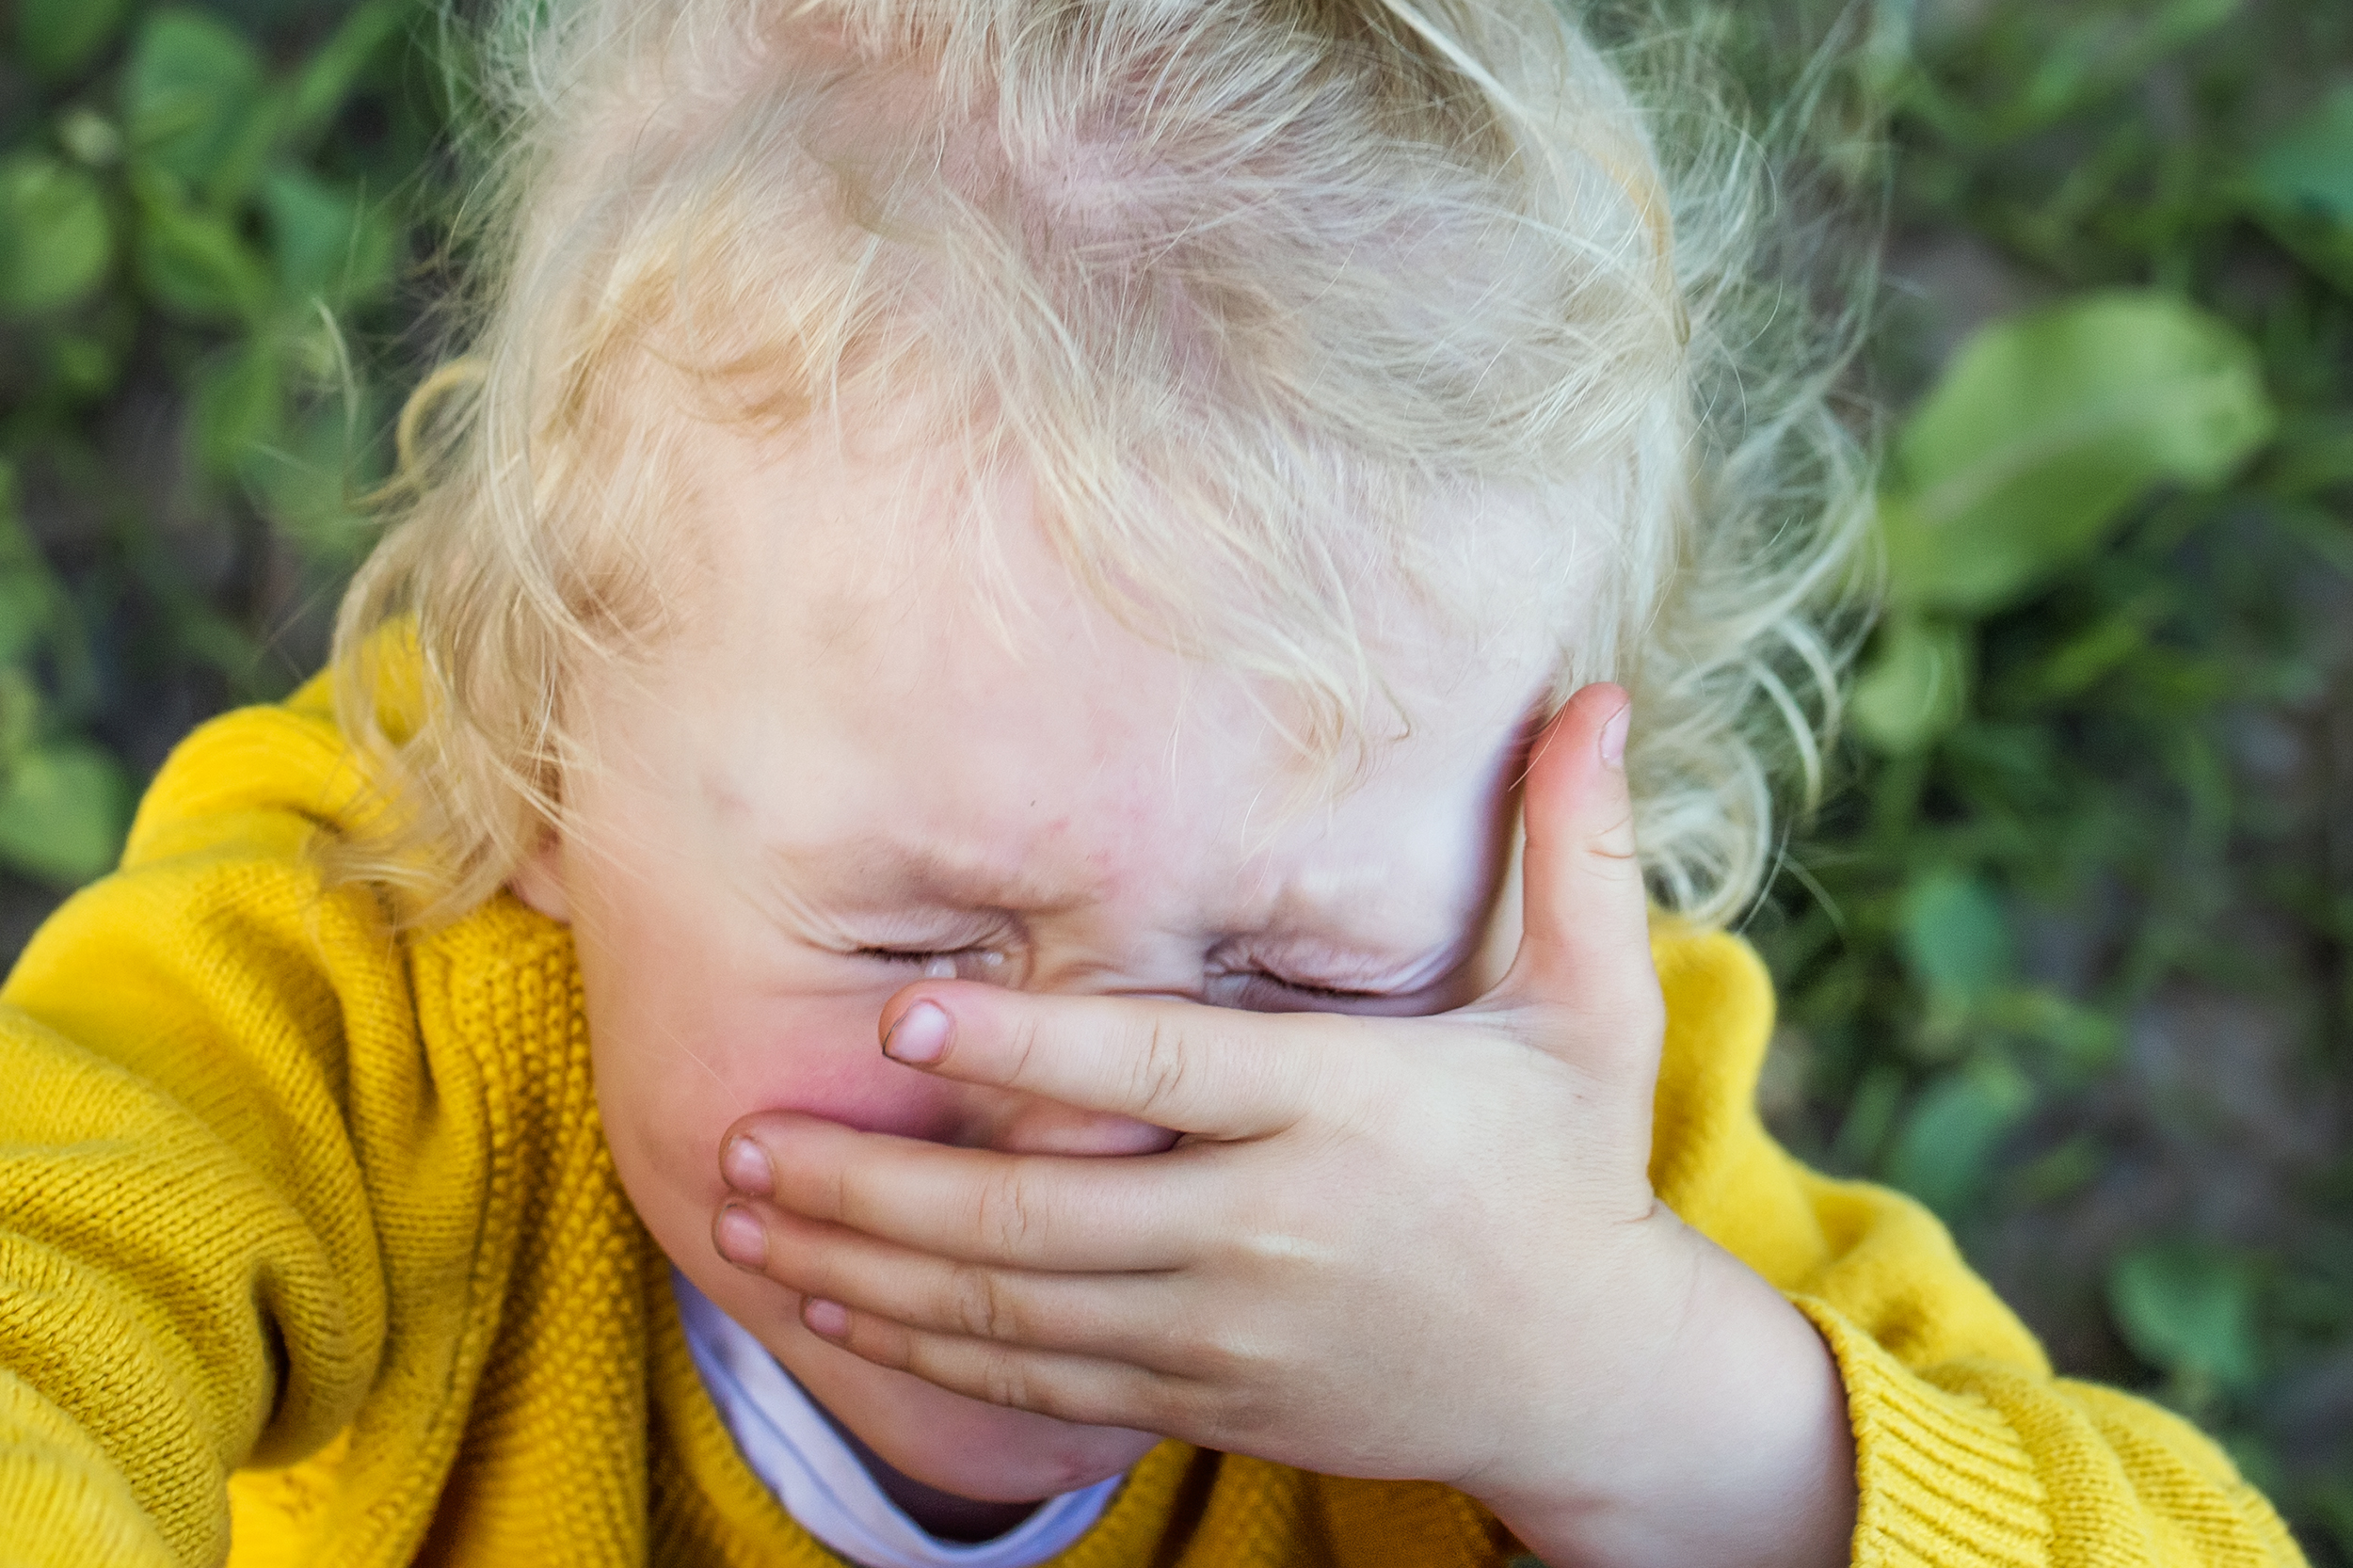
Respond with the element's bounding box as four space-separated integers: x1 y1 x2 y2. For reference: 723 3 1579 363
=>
724 1112 1209 1270
872 986 1333 1139
713 1196 1180 1367
1494 684 1662 1046
803 1302 1209 1439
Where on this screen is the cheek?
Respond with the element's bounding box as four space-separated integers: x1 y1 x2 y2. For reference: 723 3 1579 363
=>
571 897 966 1247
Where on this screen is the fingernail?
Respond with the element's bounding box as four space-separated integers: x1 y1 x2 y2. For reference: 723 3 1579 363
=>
714 1204 767 1270
883 1000 952 1064
803 1298 850 1339
1599 703 1631 768
722 1136 773 1197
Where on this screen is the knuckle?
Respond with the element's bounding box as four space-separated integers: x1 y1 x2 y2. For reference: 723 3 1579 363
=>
1159 1288 1274 1385
980 1352 1035 1412
945 1261 1016 1340
1585 804 1641 865
1234 1215 1325 1278
977 1160 1044 1256
824 1163 857 1226
1182 1379 1264 1454
1129 1017 1189 1120
1119 1372 1183 1436
1192 1323 1273 1386
1006 1015 1042 1088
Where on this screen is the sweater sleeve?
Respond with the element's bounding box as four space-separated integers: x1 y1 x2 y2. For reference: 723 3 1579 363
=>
1645 927 2308 1568
0 696 415 1567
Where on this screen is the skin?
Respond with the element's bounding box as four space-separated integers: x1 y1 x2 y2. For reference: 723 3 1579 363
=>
511 412 1858 1565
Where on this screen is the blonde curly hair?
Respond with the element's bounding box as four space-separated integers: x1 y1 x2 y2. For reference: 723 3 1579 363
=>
332 0 1869 927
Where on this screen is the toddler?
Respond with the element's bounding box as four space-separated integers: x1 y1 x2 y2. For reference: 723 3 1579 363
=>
0 1 2307 1564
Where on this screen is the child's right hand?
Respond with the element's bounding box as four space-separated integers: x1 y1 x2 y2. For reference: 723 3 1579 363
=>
712 685 1857 1567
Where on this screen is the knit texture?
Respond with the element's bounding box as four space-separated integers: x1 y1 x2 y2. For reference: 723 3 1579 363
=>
0 673 2308 1567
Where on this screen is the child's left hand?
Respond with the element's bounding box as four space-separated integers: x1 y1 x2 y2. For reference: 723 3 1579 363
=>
711 685 1856 1568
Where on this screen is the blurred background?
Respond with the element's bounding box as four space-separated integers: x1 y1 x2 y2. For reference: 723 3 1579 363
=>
0 0 2346 1557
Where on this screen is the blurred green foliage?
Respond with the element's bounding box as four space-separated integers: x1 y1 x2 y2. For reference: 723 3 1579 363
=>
1742 0 2353 1555
0 0 442 883
0 0 2348 1559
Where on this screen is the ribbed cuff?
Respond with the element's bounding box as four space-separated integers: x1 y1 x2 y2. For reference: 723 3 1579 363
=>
1788 1296 2052 1568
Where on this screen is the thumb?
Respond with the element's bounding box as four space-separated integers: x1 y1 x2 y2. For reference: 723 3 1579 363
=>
1493 683 1662 1054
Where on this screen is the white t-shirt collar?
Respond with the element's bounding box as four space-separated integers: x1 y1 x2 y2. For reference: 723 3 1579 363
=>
672 1269 1125 1568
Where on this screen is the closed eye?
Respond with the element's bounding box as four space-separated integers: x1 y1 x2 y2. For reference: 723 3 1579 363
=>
1256 973 1383 1001
1214 968 1448 1016
854 949 1440 1013
856 946 1008 975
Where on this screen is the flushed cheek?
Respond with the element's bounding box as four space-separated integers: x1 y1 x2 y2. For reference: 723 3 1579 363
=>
589 989 968 1206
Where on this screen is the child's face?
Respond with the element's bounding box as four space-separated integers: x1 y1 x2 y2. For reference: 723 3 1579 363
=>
511 413 1554 1504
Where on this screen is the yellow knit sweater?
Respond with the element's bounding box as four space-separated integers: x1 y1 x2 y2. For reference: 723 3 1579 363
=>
0 674 2307 1568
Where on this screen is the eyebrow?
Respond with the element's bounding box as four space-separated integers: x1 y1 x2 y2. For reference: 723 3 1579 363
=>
766 837 1086 913
765 836 1471 981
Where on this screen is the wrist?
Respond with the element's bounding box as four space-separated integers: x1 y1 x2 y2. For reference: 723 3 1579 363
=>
1469 1216 1856 1568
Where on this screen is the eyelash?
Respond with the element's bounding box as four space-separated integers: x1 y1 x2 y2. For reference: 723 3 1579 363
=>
854 946 1383 1000
1251 974 1381 1001
856 946 1007 977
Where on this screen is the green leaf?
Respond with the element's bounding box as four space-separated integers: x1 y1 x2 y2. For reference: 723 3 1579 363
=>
1899 869 2013 1006
0 667 42 763
1832 1062 1906 1170
0 155 114 316
0 575 56 669
132 175 271 324
190 340 284 481
1849 615 1970 754
2246 87 2353 293
1881 1058 2034 1220
2250 87 2353 226
122 9 277 203
1983 987 2123 1076
260 168 396 306
2015 1132 2105 1205
2035 608 2152 697
56 107 126 170
0 741 133 887
1915 0 2243 146
285 0 408 146
46 333 121 400
2309 1480 2353 1562
2107 1241 2263 1396
15 0 132 82
1881 292 2277 616
0 468 56 667
2219 1434 2284 1501
250 405 379 568
2009 0 2239 137
0 551 56 668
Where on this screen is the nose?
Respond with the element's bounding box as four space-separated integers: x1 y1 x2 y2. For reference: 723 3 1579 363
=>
930 975 1195 1157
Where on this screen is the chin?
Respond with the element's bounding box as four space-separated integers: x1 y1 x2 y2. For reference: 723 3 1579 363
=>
612 1103 1168 1503
670 1243 1163 1502
779 1320 1167 1501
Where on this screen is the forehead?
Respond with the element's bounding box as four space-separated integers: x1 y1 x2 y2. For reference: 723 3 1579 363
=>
591 408 1557 909
702 410 1545 709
